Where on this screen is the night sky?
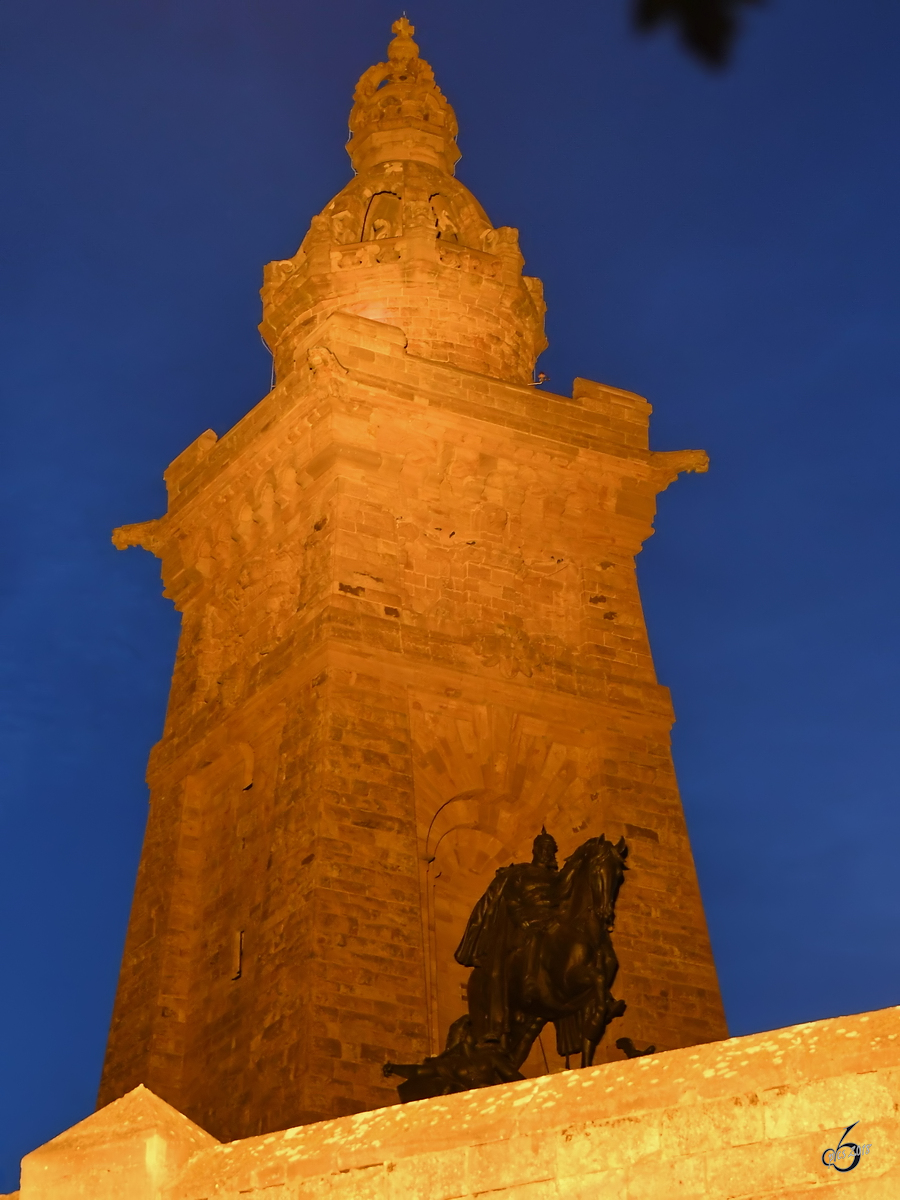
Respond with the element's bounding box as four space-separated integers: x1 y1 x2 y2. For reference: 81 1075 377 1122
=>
1 0 898 1187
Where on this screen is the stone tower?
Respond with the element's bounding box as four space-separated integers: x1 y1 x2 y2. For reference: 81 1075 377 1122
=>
100 19 727 1141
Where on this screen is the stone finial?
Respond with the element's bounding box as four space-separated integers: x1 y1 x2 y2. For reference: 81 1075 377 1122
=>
346 19 461 174
387 15 418 61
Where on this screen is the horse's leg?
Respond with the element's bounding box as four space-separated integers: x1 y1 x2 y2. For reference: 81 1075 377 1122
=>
508 1014 547 1070
466 965 495 1042
582 1005 607 1068
607 996 626 1022
383 1061 419 1079
580 977 628 1067
583 1018 608 1068
582 997 628 1067
581 1004 601 1069
577 933 626 1067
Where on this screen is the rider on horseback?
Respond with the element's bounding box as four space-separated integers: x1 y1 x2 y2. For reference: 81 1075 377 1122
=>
504 827 561 930
454 828 561 1045
385 830 629 1099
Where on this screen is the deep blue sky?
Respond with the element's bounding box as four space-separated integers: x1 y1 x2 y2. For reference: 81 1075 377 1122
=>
1 0 898 1186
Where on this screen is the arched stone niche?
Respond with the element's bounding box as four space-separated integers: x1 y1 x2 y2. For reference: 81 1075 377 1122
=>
363 191 403 241
424 791 531 1054
429 193 460 242
410 694 612 1075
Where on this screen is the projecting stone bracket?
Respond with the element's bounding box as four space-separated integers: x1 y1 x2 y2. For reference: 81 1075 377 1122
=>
111 518 165 554
650 448 710 491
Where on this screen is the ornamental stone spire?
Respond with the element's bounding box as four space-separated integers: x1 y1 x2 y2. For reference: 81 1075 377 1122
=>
260 20 547 387
346 17 460 174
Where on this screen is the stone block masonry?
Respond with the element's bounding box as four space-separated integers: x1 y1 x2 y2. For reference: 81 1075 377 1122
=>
9 1006 899 1198
98 18 727 1141
100 305 724 1138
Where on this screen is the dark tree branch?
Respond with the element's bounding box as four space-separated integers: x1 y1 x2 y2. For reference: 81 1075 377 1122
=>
633 0 764 66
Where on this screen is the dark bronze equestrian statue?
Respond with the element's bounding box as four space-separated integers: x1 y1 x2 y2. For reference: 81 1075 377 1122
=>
384 829 629 1101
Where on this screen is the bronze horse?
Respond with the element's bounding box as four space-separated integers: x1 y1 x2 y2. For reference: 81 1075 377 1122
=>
491 833 629 1070
384 833 629 1099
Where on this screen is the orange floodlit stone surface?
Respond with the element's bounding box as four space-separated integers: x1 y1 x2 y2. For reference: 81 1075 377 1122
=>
96 20 726 1141
9 1005 900 1198
11 21 894 1200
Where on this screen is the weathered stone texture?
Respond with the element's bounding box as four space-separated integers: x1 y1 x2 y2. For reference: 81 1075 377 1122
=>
99 19 726 1140
13 1007 898 1198
161 1006 900 1200
16 1085 215 1200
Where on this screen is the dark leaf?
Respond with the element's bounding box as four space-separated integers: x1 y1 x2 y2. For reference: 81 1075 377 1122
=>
633 0 764 67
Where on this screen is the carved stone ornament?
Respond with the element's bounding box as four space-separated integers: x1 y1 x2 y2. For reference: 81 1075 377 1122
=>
346 17 460 175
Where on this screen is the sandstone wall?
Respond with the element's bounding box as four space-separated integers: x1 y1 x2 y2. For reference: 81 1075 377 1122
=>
98 310 726 1139
14 1006 900 1199
99 15 728 1139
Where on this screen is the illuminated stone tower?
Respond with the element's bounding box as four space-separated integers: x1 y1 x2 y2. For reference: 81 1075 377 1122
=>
100 19 727 1141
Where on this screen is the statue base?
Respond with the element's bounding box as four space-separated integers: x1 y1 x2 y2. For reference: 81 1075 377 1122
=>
10 1005 899 1199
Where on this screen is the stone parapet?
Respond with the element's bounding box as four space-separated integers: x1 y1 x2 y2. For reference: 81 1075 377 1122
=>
9 1005 899 1198
13 1085 215 1200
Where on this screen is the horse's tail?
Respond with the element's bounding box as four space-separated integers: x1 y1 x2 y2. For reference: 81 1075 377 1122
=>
554 1012 583 1058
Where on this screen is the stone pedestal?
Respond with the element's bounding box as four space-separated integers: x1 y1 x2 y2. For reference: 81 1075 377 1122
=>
10 1006 899 1198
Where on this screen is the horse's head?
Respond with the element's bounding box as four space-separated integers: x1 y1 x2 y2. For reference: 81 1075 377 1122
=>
577 834 628 929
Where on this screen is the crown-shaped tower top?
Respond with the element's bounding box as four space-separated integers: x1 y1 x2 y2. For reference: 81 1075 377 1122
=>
259 20 547 385
347 18 461 174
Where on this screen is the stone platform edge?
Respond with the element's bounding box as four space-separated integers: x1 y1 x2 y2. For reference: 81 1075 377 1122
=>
9 1004 900 1199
